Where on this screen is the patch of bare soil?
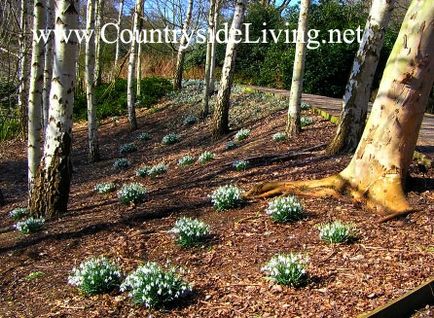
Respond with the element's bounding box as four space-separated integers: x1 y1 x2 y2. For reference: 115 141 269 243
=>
0 94 433 318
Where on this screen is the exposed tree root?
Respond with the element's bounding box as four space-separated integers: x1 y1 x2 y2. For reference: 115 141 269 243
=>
245 173 416 222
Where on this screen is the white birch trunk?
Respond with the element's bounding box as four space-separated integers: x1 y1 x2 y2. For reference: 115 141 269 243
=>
113 0 124 79
211 0 247 137
30 0 80 217
202 0 216 117
85 0 99 162
286 0 310 136
209 0 220 94
27 0 46 190
42 0 54 127
94 0 102 85
18 0 28 135
127 0 144 130
137 42 142 97
327 0 395 154
136 1 144 97
173 0 194 91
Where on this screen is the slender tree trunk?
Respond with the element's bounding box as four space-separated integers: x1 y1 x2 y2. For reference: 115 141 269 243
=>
327 0 395 155
29 0 79 218
113 0 124 79
209 0 220 94
137 42 142 97
286 0 310 136
126 0 144 131
18 0 28 136
136 2 144 98
27 0 46 191
211 0 247 138
94 0 102 85
173 0 194 91
85 0 100 162
42 0 54 128
202 0 216 118
248 0 434 219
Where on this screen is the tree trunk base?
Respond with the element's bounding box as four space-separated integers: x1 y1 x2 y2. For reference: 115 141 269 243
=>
245 173 414 222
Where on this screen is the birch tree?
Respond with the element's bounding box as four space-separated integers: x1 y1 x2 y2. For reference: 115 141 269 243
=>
136 2 144 98
286 0 310 136
137 42 142 97
126 0 144 131
27 0 46 190
18 0 28 135
30 0 80 217
42 0 54 127
211 0 247 137
85 0 100 162
201 0 216 117
94 0 102 85
173 0 194 91
208 0 220 94
247 0 434 221
113 0 124 77
327 0 395 155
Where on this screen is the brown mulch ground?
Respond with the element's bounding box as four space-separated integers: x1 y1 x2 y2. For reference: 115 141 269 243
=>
0 96 433 318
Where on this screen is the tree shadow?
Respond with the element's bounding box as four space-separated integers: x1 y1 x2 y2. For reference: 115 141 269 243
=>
0 198 209 255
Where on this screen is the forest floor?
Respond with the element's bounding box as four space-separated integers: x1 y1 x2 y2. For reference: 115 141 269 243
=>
0 87 433 317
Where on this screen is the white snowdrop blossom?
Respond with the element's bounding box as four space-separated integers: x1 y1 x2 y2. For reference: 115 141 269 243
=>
272 132 287 142
120 262 192 308
117 183 147 204
197 151 215 164
169 217 211 247
232 160 249 171
68 256 122 295
9 207 29 220
147 163 168 178
183 114 198 126
234 129 251 142
262 253 309 287
95 182 116 194
137 132 151 141
162 133 180 145
178 155 195 167
119 143 137 154
210 185 244 211
113 158 131 171
318 220 356 244
15 217 45 234
300 116 314 127
266 196 304 223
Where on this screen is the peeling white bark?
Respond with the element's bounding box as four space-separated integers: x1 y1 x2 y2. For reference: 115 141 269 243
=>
85 0 100 162
173 0 194 91
209 0 220 94
286 0 310 136
328 0 395 154
30 0 80 217
202 0 216 117
137 41 142 97
127 0 144 130
211 0 247 137
94 0 102 85
42 0 54 128
28 0 46 190
113 0 124 77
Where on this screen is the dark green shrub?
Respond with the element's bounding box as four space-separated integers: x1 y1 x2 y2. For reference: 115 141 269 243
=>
74 77 172 121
